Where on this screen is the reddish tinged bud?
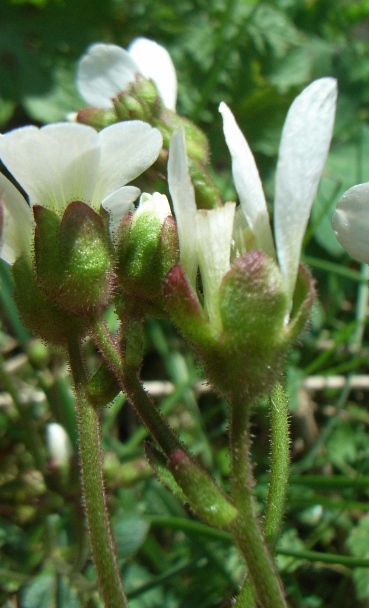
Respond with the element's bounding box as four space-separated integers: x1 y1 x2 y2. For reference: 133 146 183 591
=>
169 449 238 527
163 264 214 346
76 107 118 130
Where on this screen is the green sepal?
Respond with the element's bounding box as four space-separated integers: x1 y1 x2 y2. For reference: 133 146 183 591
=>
87 361 121 408
34 202 114 314
163 264 215 347
76 107 118 130
12 254 86 347
116 206 179 303
169 449 238 528
287 263 315 342
145 443 188 503
33 205 62 295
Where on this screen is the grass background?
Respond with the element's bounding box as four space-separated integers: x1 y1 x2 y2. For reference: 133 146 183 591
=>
1 0 369 606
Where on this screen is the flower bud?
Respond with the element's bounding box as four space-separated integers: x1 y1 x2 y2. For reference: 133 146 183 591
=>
114 76 164 122
169 449 238 528
116 193 179 304
146 443 238 528
159 110 210 165
76 107 118 130
34 201 114 315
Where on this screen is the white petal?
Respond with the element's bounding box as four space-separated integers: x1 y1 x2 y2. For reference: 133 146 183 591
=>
332 183 369 263
102 185 140 237
0 123 100 213
219 102 275 258
128 37 177 110
274 77 337 301
93 121 162 207
196 202 236 332
168 128 198 287
0 173 34 264
77 43 138 109
134 192 171 223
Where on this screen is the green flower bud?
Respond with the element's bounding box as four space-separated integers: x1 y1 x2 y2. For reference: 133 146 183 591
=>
34 201 114 315
114 76 164 122
145 443 188 503
169 449 238 528
159 110 209 165
116 193 179 305
146 443 238 528
76 107 118 130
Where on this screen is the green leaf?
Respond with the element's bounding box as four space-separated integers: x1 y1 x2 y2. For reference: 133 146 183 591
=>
113 514 150 561
57 576 81 608
20 571 54 608
326 422 358 467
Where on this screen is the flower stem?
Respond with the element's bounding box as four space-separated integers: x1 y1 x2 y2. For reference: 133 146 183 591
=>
264 381 290 548
67 335 128 608
234 382 290 607
91 319 182 456
229 395 288 608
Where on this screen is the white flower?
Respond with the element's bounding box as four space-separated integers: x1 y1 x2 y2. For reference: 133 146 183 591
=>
0 120 162 263
77 37 177 112
332 184 369 264
168 78 337 330
46 422 72 467
220 77 337 304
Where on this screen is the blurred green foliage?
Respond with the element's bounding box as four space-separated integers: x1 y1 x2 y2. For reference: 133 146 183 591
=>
2 0 369 606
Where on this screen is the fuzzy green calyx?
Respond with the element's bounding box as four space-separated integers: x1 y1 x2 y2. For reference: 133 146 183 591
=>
34 202 114 315
116 193 179 304
164 251 314 402
12 254 85 347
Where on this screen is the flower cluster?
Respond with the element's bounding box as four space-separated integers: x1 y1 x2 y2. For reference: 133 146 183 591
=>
0 36 337 388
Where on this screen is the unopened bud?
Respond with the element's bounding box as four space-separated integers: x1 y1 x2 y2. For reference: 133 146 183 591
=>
116 193 178 303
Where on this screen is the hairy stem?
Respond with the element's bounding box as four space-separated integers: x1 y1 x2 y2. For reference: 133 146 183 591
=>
229 395 288 608
67 335 128 608
91 319 182 456
235 383 290 607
